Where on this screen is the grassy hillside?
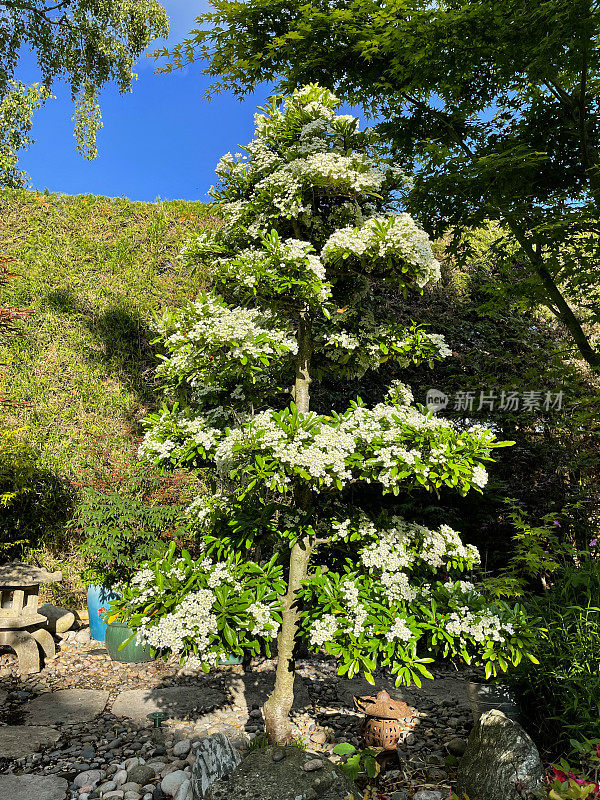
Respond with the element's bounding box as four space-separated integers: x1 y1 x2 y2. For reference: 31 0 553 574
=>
1 189 217 473
0 189 219 600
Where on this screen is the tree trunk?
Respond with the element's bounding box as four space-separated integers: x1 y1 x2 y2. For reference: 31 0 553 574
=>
504 215 600 371
263 305 313 743
292 307 312 414
263 536 313 743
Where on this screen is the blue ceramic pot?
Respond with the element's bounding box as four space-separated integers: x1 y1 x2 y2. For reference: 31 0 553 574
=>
87 584 120 642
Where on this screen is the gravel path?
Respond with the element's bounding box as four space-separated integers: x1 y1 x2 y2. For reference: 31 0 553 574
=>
0 630 478 799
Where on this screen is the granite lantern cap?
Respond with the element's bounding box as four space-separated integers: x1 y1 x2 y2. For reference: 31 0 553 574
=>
0 562 62 587
0 561 62 629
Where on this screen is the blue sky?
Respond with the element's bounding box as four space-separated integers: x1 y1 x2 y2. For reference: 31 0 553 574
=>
16 1 272 202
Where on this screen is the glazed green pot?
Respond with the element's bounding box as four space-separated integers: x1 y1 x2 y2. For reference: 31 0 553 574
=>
105 620 153 663
218 653 243 665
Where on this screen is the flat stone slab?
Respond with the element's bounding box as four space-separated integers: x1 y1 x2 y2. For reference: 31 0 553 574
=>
0 725 61 759
112 686 227 723
23 689 109 726
0 775 67 800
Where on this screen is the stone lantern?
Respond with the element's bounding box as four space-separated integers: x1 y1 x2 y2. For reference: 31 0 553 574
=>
0 561 62 674
353 689 415 750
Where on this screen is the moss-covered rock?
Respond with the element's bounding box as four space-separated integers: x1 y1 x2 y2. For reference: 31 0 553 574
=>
205 745 358 800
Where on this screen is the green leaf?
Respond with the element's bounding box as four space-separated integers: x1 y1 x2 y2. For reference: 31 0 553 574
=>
332 743 356 755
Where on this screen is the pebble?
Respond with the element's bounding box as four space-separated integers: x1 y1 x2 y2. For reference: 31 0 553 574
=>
120 782 142 792
173 779 190 800
303 759 323 772
171 740 191 758
160 769 188 797
114 770 129 786
75 770 103 788
128 766 156 785
446 736 468 756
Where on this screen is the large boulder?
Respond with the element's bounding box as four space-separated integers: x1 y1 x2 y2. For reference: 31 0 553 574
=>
205 746 358 800
191 733 242 799
457 709 544 800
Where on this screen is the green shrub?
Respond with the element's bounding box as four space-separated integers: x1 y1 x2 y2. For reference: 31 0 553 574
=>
0 425 38 555
511 556 600 746
70 463 197 588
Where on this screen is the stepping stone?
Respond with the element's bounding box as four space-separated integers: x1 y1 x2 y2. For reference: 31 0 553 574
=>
23 689 109 726
112 686 227 723
0 725 61 759
0 774 67 800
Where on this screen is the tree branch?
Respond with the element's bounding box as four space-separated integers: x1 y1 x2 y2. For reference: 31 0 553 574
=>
397 91 600 371
0 0 74 28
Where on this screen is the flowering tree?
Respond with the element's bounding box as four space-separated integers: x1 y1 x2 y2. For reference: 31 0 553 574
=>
113 85 536 744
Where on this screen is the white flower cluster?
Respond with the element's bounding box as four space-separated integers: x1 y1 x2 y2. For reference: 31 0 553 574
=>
121 569 156 606
322 214 441 289
249 151 384 220
186 492 227 530
359 518 415 573
155 293 297 387
385 618 414 643
207 84 392 236
331 518 353 539
246 602 280 639
209 238 331 304
214 408 357 485
380 571 418 603
324 330 361 350
444 580 480 596
471 465 489 488
445 606 514 643
137 589 219 664
308 613 339 648
213 400 495 495
138 409 225 464
426 333 452 359
349 514 480 595
387 380 414 407
337 581 370 638
421 524 481 569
